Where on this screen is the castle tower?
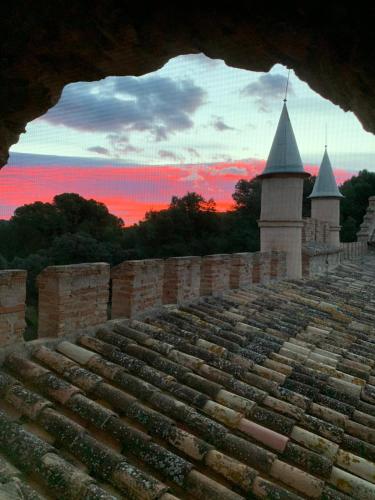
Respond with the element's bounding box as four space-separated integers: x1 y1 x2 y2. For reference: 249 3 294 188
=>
258 102 309 279
309 147 343 248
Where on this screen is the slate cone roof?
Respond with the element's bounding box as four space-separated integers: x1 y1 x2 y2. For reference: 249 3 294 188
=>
1 257 375 499
309 148 343 199
261 102 306 177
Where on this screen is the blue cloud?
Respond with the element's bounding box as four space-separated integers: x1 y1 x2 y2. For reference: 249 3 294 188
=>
41 76 207 141
241 73 295 112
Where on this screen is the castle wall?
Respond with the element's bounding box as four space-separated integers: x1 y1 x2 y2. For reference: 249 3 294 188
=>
357 196 375 243
37 263 109 338
340 241 368 260
302 218 330 244
163 256 201 304
0 270 26 347
0 248 304 346
302 248 341 277
111 259 164 319
200 254 231 296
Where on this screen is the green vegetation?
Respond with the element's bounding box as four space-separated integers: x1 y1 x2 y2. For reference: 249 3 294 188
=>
340 170 375 241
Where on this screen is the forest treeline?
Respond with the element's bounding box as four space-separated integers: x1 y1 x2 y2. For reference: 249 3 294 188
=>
1 170 374 309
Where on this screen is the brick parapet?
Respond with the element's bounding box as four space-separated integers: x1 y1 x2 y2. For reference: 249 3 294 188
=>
270 250 287 280
37 263 109 338
163 256 201 305
259 251 271 283
230 253 253 288
200 254 231 296
0 270 27 347
111 259 164 318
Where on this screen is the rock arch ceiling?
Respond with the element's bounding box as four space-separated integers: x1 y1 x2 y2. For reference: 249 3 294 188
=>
1 3 374 167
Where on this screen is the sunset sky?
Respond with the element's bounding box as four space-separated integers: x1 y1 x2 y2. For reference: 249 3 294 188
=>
1 54 375 225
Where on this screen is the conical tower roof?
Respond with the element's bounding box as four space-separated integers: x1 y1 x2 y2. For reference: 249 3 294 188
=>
260 102 306 177
309 147 343 198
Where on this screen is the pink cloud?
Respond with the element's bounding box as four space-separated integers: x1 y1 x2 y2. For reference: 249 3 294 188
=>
0 160 354 225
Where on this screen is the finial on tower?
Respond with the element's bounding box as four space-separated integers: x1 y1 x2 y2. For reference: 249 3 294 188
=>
284 69 291 103
325 124 328 150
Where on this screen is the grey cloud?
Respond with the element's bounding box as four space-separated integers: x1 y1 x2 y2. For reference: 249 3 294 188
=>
87 146 110 155
241 73 295 112
212 154 233 162
41 76 206 140
107 133 129 145
158 150 184 162
211 116 235 131
186 147 200 158
107 133 143 156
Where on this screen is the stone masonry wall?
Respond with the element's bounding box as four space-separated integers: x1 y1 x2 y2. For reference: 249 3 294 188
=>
163 256 201 305
200 254 231 296
37 263 110 338
251 252 271 283
0 270 27 347
230 251 283 288
302 218 330 244
111 259 164 318
341 241 367 260
357 196 375 243
230 253 254 289
270 251 287 280
302 245 342 277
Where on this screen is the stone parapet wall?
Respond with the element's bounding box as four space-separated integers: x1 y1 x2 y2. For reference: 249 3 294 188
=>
302 249 341 277
111 259 164 318
2 250 289 346
163 256 201 305
37 263 110 338
302 218 330 244
250 252 272 284
230 251 286 288
357 196 375 243
0 270 27 347
230 253 254 288
270 250 287 280
340 241 367 260
200 254 231 296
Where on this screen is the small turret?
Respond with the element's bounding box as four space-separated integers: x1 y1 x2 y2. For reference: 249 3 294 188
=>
309 147 343 247
258 101 309 279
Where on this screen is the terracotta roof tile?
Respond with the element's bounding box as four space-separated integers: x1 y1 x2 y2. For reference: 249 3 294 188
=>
2 257 375 497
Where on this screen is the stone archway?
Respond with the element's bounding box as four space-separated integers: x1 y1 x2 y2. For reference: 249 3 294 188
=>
1 4 375 167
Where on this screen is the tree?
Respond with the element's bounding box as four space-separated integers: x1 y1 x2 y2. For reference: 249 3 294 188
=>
53 193 124 241
126 192 221 258
170 192 216 213
340 170 375 241
232 178 261 216
0 254 7 269
48 232 112 265
3 193 125 259
10 201 65 257
302 175 316 217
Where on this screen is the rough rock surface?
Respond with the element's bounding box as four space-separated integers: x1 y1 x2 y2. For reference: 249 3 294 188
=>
1 3 375 167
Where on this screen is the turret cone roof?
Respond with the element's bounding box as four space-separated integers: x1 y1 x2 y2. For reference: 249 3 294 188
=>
309 147 343 198
261 102 306 176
